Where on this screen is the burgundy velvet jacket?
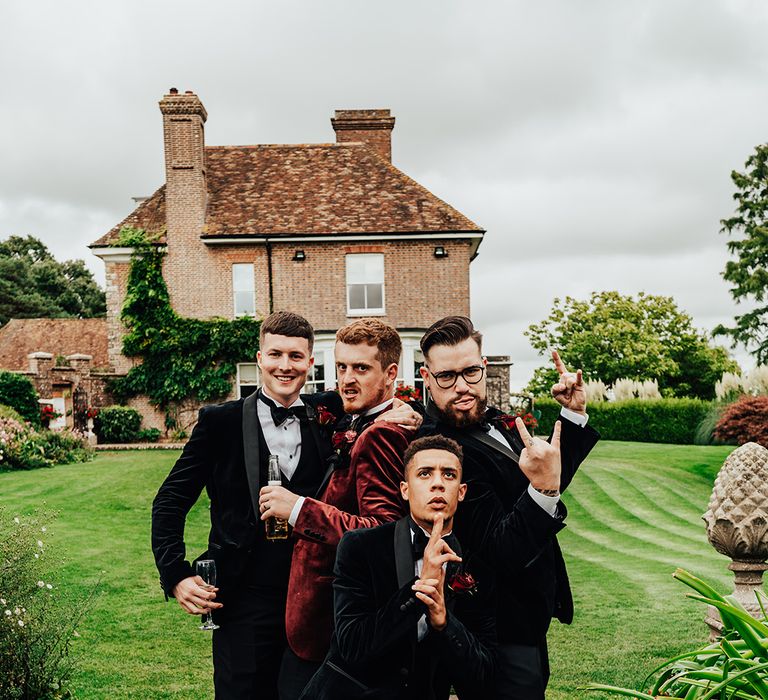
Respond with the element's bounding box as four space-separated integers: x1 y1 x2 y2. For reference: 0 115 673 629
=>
286 419 413 661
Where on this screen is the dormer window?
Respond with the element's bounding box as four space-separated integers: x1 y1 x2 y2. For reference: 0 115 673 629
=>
346 254 384 315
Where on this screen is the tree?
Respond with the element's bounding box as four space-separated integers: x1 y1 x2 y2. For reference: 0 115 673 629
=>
714 144 768 364
0 235 106 325
525 291 739 399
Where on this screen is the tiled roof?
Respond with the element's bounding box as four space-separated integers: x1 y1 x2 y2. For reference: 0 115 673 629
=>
94 185 167 246
0 318 109 371
90 144 482 247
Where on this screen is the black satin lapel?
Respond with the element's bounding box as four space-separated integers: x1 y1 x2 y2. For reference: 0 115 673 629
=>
394 517 414 589
469 428 520 464
241 392 262 517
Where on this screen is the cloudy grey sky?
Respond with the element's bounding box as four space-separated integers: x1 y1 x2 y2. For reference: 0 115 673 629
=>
2 0 766 389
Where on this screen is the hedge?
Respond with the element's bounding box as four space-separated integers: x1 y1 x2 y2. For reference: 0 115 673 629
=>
533 397 712 444
93 406 142 444
0 371 40 426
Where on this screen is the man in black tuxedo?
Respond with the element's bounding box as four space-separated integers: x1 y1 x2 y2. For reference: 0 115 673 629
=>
418 316 600 700
151 311 345 700
301 434 525 700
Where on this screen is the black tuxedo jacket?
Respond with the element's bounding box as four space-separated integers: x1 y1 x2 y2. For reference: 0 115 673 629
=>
299 517 496 700
150 390 343 601
420 407 600 645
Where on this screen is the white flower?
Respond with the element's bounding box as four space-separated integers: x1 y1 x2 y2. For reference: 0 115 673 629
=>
34 553 39 559
41 527 47 533
4 610 10 616
18 620 24 627
46 584 52 590
0 598 5 605
13 517 19 524
37 581 44 588
37 540 43 548
14 608 20 615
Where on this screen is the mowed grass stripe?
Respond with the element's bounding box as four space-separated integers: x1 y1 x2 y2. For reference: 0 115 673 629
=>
583 466 711 533
566 470 710 554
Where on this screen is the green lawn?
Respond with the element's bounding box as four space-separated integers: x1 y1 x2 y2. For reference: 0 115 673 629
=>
0 441 740 699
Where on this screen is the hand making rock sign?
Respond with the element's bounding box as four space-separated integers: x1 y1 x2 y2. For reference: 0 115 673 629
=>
550 349 587 415
516 417 562 496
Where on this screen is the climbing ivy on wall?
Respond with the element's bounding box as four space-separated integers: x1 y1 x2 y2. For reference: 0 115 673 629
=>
111 228 261 423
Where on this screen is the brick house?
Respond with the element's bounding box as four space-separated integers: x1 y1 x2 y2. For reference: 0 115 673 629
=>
89 89 508 426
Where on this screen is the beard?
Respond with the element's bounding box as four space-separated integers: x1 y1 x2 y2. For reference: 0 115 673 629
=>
431 393 488 428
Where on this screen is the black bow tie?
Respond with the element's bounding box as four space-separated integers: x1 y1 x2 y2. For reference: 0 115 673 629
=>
410 520 460 560
259 392 306 427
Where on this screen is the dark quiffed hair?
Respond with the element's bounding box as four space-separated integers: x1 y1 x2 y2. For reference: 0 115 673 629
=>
403 434 464 475
419 316 482 360
260 311 314 353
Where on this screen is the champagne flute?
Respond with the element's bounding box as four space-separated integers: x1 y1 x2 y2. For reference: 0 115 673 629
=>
195 559 220 631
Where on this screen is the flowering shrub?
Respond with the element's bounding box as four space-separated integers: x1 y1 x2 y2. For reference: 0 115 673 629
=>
0 405 92 471
0 510 93 699
40 403 62 426
713 395 768 446
395 384 422 403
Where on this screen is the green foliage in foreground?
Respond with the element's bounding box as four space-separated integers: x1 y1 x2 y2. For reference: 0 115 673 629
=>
589 569 768 698
0 442 738 699
536 397 712 444
0 509 96 699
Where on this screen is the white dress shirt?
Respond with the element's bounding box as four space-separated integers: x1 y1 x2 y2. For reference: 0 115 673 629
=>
257 388 304 481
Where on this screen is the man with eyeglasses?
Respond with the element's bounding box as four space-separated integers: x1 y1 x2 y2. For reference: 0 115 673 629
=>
417 316 599 700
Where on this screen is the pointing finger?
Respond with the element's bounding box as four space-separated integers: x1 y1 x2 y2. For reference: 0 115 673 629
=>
428 514 444 548
576 369 583 386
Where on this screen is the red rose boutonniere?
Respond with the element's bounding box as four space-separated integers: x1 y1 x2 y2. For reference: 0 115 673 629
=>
447 571 478 596
497 412 538 431
331 429 358 456
316 405 337 428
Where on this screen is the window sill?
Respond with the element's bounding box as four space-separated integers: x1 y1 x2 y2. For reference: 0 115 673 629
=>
347 309 386 317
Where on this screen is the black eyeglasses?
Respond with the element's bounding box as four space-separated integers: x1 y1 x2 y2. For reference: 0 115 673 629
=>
428 365 485 389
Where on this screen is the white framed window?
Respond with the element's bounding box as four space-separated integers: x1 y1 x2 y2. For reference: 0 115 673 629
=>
304 353 326 394
232 263 256 317
346 254 385 315
237 363 260 398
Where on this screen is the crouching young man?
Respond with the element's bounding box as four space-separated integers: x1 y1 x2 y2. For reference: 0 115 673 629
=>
299 435 496 700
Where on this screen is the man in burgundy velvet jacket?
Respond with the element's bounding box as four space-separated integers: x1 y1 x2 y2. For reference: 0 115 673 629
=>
258 318 419 700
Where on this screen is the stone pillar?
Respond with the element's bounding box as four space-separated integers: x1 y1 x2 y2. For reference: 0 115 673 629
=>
66 353 92 377
702 441 768 638
485 355 512 412
27 352 54 398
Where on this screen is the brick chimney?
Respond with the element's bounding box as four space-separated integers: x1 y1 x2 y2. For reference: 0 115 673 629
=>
331 109 396 162
158 88 208 244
